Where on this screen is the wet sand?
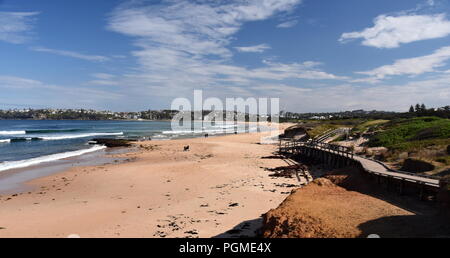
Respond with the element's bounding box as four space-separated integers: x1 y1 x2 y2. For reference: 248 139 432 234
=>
0 147 132 194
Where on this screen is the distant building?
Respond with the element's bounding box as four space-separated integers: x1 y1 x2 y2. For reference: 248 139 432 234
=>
310 116 326 120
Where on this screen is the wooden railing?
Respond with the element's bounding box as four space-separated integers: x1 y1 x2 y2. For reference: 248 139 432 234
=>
279 138 440 188
279 140 353 158
313 128 350 143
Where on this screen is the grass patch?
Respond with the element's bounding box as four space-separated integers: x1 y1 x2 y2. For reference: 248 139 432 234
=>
308 124 341 138
366 117 450 173
368 117 450 149
299 119 364 138
353 119 389 134
385 138 450 152
434 155 450 165
332 135 347 142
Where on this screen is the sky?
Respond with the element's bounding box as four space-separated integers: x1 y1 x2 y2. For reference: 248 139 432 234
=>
0 0 450 112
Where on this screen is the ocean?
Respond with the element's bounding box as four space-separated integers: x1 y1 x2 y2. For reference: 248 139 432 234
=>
0 120 259 173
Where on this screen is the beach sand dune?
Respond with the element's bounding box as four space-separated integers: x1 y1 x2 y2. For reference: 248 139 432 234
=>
0 124 300 238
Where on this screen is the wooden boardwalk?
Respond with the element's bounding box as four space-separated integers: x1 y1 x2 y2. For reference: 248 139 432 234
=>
353 155 439 187
280 140 440 188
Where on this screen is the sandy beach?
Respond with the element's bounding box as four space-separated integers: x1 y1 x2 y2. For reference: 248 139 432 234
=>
0 123 302 238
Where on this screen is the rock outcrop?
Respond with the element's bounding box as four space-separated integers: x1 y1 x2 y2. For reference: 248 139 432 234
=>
280 125 310 141
90 138 133 147
401 158 435 173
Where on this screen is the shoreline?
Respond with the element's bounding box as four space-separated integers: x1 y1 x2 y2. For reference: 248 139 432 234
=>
0 121 278 194
0 147 133 194
0 123 298 238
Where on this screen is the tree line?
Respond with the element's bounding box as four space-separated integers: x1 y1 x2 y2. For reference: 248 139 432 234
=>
408 104 450 118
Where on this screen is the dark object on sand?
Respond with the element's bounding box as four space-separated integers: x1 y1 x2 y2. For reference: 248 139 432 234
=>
401 158 435 173
184 145 190 151
205 133 209 138
90 138 133 147
280 125 310 141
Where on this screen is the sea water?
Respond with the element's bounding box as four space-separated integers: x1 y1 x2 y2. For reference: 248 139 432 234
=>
0 120 259 172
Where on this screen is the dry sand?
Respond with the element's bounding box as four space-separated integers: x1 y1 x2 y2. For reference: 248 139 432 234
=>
0 123 301 238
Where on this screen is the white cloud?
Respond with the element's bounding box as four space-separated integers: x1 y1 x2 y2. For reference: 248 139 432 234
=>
269 73 450 112
109 0 302 59
92 73 116 80
104 0 345 102
0 75 42 89
277 20 298 28
248 60 347 80
31 47 110 62
356 46 450 81
0 75 122 108
87 73 120 86
340 13 450 48
0 11 39 44
235 43 271 53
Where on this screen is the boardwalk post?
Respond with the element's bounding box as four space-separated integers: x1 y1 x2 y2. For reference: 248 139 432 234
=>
419 184 425 201
282 136 440 198
399 180 404 195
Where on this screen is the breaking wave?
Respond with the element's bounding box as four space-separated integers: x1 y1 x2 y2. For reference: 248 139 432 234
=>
0 145 107 172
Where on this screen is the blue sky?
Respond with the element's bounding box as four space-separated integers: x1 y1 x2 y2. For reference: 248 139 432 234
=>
1 0 450 112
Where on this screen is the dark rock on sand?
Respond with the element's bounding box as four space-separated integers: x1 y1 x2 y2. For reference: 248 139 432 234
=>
90 138 133 147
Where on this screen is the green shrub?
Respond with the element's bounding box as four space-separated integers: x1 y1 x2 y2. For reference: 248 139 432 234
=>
368 117 450 149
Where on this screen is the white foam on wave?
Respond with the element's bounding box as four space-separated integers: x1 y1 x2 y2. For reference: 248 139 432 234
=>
40 132 124 140
0 145 107 172
0 139 11 143
0 130 26 135
210 124 238 129
152 134 167 138
162 127 257 135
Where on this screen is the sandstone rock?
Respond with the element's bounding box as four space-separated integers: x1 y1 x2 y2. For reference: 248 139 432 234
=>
398 152 409 159
280 125 310 141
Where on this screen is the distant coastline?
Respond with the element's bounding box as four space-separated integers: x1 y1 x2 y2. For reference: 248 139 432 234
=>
0 118 171 122
0 109 179 121
2 104 449 123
